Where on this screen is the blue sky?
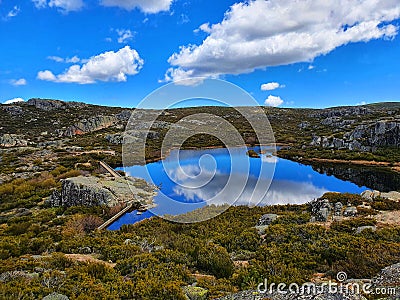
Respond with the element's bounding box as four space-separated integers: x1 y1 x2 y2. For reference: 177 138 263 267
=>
1 0 399 108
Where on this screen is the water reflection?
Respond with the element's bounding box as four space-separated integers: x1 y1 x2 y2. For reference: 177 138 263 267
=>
109 147 372 229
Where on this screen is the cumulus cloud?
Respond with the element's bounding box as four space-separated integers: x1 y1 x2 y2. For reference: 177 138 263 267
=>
265 95 283 107
166 0 400 83
10 78 27 86
4 97 25 104
100 0 172 14
261 82 281 91
38 46 143 84
32 0 84 13
116 29 134 44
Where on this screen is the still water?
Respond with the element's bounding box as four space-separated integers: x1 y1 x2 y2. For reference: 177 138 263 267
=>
108 146 371 230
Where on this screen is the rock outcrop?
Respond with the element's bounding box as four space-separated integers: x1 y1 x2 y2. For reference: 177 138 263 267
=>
361 190 400 202
105 130 160 144
48 175 156 207
309 106 372 118
62 115 118 136
27 98 85 111
372 263 400 300
1 105 23 116
0 134 28 147
311 121 400 152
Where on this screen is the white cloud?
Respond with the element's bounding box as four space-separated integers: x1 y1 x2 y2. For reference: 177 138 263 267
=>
116 29 134 44
47 56 64 63
38 46 144 84
194 23 212 34
308 65 315 70
6 6 20 18
265 95 283 107
37 70 57 81
100 0 173 14
47 55 80 63
66 56 80 63
32 0 47 8
4 97 24 104
32 0 84 13
10 78 27 86
261 82 281 91
357 101 367 105
166 0 400 82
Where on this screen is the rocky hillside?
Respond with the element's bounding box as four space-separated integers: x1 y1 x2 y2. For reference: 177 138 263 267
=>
1 99 399 183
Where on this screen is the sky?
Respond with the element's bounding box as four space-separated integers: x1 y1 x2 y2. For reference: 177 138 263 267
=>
1 0 400 108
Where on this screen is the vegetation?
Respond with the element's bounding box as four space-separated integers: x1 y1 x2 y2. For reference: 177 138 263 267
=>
1 100 400 298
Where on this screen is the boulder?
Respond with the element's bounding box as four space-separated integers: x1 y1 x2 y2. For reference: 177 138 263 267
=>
380 191 400 202
42 293 69 300
257 214 278 226
183 286 208 300
356 226 377 234
48 176 156 207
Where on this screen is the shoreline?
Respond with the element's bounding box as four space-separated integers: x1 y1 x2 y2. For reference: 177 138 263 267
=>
286 156 400 173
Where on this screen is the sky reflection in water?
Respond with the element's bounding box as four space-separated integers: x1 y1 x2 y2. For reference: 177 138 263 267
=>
108 146 367 229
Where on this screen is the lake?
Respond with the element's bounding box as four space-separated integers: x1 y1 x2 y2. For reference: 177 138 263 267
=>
108 146 375 229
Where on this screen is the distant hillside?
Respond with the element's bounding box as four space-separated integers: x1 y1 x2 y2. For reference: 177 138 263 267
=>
0 98 399 181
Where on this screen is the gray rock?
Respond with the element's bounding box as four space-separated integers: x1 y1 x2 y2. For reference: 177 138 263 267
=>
42 293 69 300
334 202 343 216
310 106 372 118
257 214 278 226
372 263 400 300
380 191 400 202
361 190 374 201
356 226 377 234
0 134 28 147
2 105 23 115
310 199 332 222
105 130 159 144
62 115 118 136
116 110 132 121
27 98 85 110
309 120 400 152
48 175 156 207
343 206 358 217
298 121 310 129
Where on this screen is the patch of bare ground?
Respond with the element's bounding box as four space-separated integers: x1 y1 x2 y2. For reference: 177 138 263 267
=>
64 254 116 268
374 210 400 226
301 157 400 173
233 260 249 268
